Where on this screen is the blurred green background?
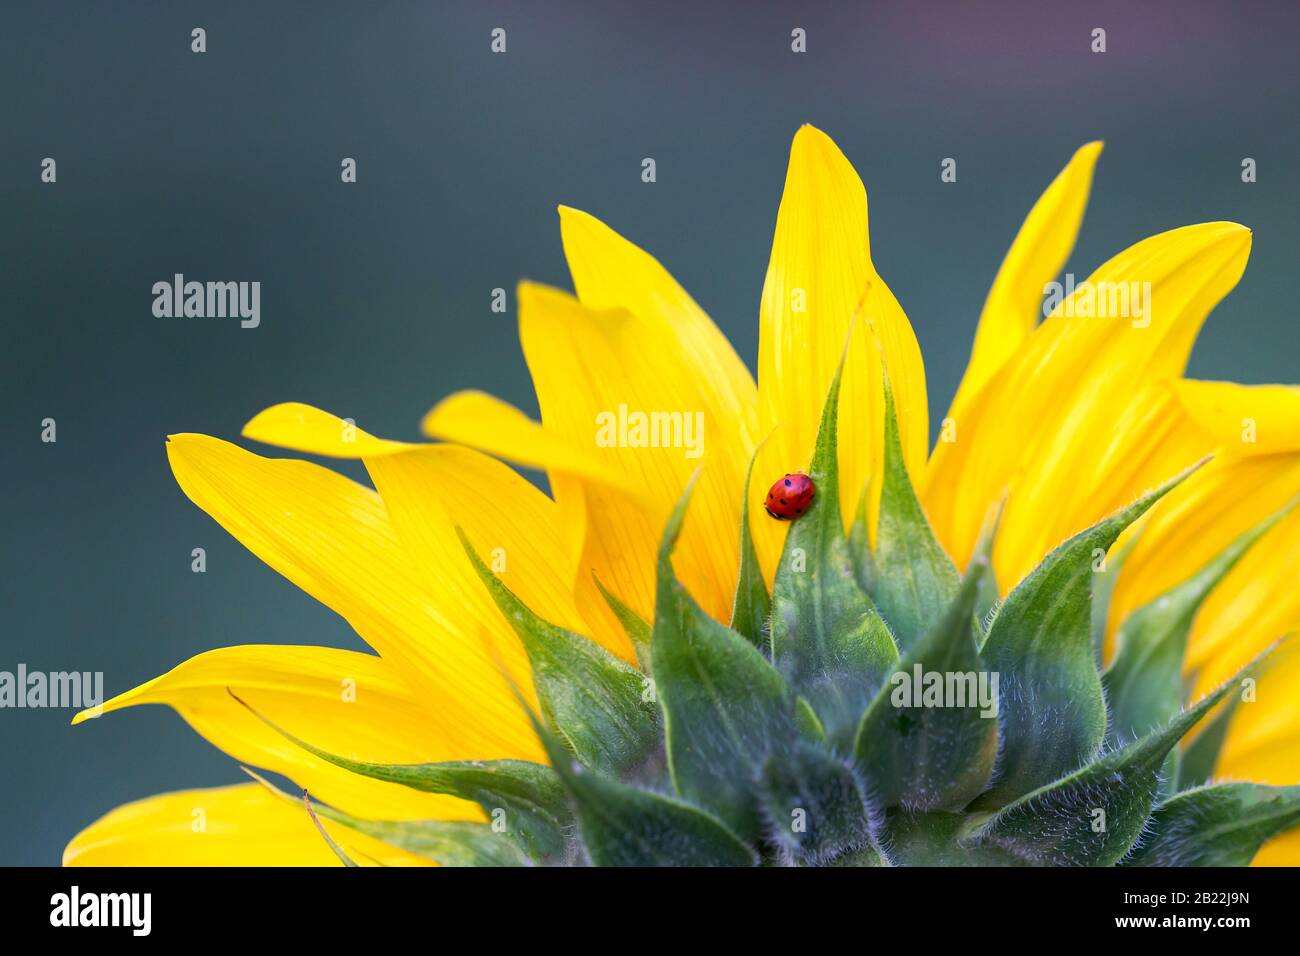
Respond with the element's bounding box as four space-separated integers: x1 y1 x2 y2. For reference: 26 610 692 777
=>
3 0 1298 865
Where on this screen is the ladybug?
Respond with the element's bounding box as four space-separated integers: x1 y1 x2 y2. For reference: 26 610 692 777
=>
764 472 815 520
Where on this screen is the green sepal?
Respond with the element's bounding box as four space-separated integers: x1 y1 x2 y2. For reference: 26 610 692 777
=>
460 528 660 778
827 844 890 866
245 768 530 867
653 476 796 841
882 810 1024 866
1090 531 1139 666
972 566 1001 640
758 741 872 866
795 696 827 744
303 791 362 867
848 485 875 597
1123 783 1300 866
530 707 757 867
871 368 959 649
770 353 899 748
242 770 364 866
338 818 531 867
971 658 1254 866
853 561 998 812
969 499 1006 638
730 440 773 651
594 574 653 673
228 691 571 860
1104 502 1293 746
975 466 1199 806
1177 695 1241 791
322 759 568 862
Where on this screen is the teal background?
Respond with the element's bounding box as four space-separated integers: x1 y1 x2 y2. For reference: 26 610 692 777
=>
3 0 1298 864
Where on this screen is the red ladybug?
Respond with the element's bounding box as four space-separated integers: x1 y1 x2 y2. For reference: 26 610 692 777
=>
764 472 815 520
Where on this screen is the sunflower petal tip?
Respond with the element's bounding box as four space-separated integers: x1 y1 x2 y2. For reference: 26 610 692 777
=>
792 123 832 148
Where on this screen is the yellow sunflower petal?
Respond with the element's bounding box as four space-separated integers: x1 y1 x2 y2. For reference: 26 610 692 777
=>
421 394 662 638
1214 639 1300 783
165 434 540 761
420 390 634 494
1174 379 1300 455
514 280 748 623
924 221 1252 585
72 645 480 822
1103 386 1300 681
557 204 783 586
1209 641 1300 866
1253 830 1300 866
558 205 760 448
242 402 419 457
758 124 928 540
245 402 625 657
365 443 628 657
63 783 433 866
946 141 1103 421
1109 453 1300 693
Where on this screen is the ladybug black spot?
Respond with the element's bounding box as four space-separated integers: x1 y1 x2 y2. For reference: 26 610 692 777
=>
780 498 787 505
784 479 792 487
795 508 803 514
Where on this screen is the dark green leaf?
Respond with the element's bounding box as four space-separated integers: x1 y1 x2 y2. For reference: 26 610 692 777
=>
975 466 1200 806
730 441 773 650
758 741 872 866
771 355 899 748
1123 783 1300 866
460 528 660 777
854 562 998 811
871 369 959 648
971 660 1252 866
653 477 795 841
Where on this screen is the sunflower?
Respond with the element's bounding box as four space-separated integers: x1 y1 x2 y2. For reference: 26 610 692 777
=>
64 126 1300 867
